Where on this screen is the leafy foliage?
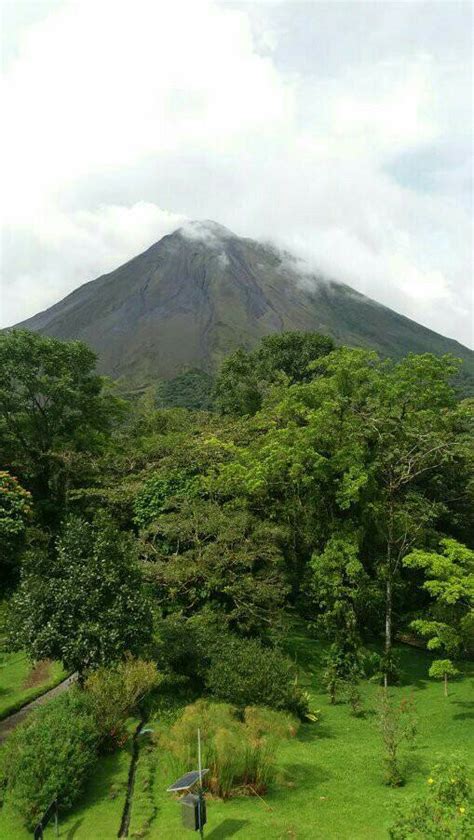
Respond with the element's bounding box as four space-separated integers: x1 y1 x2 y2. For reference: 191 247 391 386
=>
156 368 215 410
0 471 32 585
142 497 288 634
215 331 335 415
133 469 198 529
204 635 308 717
0 330 125 522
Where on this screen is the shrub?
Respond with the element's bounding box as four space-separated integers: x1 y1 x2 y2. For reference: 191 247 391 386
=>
161 699 298 799
154 615 309 717
85 657 160 749
0 690 100 829
376 692 417 787
389 757 473 838
343 679 363 717
204 636 308 718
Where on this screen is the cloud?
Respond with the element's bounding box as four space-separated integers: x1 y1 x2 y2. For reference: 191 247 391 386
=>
1 0 472 347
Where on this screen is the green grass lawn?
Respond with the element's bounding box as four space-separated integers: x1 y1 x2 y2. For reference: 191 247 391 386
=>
0 633 472 839
0 652 67 720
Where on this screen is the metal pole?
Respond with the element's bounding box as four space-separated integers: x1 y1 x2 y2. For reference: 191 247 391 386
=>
198 728 202 789
54 797 58 838
198 728 204 839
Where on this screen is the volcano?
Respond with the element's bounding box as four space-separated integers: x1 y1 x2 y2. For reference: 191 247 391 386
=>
14 220 473 391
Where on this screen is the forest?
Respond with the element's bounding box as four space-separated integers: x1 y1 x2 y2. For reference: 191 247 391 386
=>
0 328 473 839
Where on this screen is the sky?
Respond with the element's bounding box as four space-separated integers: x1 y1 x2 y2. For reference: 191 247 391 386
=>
0 0 472 347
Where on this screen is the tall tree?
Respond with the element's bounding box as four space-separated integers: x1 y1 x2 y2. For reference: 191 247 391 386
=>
403 538 474 694
140 495 289 635
9 515 152 677
0 330 125 522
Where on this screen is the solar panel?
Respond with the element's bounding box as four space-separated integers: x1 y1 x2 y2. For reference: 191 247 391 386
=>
167 769 209 792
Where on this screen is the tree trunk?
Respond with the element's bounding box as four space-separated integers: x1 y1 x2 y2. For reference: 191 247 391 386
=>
384 573 392 690
444 672 448 697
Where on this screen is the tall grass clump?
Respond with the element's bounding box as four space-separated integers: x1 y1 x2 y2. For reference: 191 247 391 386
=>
160 699 298 798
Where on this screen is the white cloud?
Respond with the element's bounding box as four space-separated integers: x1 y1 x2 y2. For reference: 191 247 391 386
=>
1 0 472 347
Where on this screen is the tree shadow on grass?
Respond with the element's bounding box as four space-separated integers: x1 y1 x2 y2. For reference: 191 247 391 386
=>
451 698 474 721
297 721 333 742
280 761 331 789
205 818 249 838
403 750 429 780
55 746 131 836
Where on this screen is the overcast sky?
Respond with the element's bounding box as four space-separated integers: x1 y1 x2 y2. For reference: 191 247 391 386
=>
1 0 472 346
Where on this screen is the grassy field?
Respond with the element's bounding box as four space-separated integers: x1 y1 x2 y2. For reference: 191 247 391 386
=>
0 652 67 720
0 632 472 839
148 633 473 840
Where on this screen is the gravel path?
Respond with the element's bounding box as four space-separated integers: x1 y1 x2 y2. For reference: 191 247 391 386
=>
0 673 77 743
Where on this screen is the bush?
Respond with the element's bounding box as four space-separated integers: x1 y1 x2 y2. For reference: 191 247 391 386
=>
389 757 473 838
0 690 100 829
85 657 160 749
376 692 417 787
160 699 298 799
154 615 309 717
204 636 309 718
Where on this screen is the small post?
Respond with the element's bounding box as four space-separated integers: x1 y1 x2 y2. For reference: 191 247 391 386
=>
198 728 204 839
54 796 58 838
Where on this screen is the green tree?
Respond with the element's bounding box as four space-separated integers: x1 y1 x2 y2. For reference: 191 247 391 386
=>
0 330 125 521
141 496 288 635
311 534 368 702
403 539 473 693
214 331 335 415
364 353 463 686
428 660 459 697
9 515 152 677
0 471 32 586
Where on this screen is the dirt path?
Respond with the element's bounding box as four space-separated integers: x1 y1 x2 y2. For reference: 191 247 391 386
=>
0 673 77 743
